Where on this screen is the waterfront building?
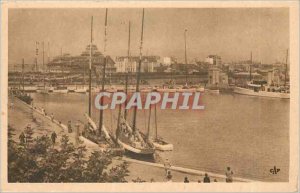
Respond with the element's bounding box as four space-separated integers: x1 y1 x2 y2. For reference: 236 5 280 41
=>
160 57 177 66
208 67 220 85
115 56 160 73
205 55 222 66
47 44 116 75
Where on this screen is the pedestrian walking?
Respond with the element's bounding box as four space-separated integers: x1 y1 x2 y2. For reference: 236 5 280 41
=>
75 121 80 145
203 173 210 183
68 120 72 133
51 131 57 144
19 132 26 144
50 113 54 122
42 108 46 116
164 158 171 176
166 171 172 182
10 101 14 109
225 166 234 183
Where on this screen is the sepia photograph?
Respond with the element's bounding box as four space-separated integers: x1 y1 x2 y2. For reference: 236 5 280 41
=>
1 1 299 192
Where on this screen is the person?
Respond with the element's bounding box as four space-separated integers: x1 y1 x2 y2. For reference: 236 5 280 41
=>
68 120 72 133
19 132 26 144
203 173 210 183
166 171 172 182
10 101 14 109
164 158 172 176
184 176 189 183
42 108 46 116
225 167 233 183
51 131 57 144
75 121 80 144
50 113 54 122
26 124 32 130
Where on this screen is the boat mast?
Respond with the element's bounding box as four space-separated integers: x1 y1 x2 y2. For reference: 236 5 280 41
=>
99 8 108 137
61 47 63 83
154 102 158 140
146 104 151 140
284 49 289 87
22 58 25 93
132 8 145 133
88 16 93 117
124 21 131 120
184 29 188 85
42 41 45 89
35 41 39 72
249 51 252 81
47 42 50 65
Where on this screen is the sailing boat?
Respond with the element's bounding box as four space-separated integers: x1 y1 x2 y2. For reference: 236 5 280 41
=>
148 98 173 151
115 9 155 155
82 14 114 147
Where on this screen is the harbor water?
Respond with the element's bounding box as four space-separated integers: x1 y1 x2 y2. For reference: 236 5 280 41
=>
29 92 289 182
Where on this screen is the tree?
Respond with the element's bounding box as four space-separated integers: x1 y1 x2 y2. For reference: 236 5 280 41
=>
8 126 129 183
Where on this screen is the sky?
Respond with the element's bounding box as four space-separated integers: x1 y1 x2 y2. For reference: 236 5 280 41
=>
8 8 289 65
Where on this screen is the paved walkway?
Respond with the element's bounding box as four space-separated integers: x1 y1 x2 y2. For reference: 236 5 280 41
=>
8 96 255 182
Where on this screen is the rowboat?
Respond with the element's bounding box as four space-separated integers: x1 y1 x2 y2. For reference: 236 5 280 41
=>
152 138 174 151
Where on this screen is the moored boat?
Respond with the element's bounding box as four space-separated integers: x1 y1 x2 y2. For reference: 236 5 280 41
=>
53 86 68 93
23 86 38 92
234 83 289 99
117 120 155 155
205 88 220 94
115 10 155 156
152 138 174 151
74 86 87 93
151 101 173 151
177 85 196 92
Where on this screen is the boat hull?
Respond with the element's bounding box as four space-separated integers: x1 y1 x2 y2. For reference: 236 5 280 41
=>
157 88 177 93
117 139 155 155
36 90 49 94
23 86 38 92
205 89 220 94
53 90 68 93
74 88 87 93
234 86 290 99
153 141 173 151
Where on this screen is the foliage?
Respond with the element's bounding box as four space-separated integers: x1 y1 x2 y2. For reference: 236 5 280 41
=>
15 93 33 104
8 127 129 183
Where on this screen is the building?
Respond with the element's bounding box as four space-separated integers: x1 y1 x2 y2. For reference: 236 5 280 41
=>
115 56 160 73
208 67 220 85
161 57 177 66
47 44 116 74
205 55 222 66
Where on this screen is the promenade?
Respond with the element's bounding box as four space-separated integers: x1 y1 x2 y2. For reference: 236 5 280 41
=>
8 97 255 183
